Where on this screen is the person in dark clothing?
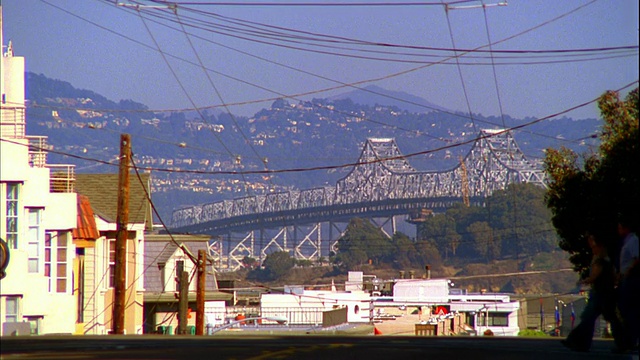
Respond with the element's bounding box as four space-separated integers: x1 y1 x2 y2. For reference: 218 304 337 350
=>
562 231 628 352
617 218 640 350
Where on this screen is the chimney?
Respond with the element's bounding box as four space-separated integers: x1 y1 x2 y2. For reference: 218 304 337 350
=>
399 270 405 279
409 270 415 279
425 265 431 279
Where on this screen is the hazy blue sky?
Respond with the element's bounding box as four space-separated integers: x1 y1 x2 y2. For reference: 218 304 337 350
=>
2 0 638 120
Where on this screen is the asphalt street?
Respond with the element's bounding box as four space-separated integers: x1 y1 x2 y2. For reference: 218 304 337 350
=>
1 336 638 360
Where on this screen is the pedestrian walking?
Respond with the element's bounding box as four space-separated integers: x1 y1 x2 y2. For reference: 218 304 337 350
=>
617 216 640 350
562 230 627 352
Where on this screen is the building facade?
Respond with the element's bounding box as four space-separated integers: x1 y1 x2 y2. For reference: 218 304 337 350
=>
1 7 78 335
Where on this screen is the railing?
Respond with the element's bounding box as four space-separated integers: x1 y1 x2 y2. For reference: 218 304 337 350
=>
0 106 26 139
48 164 76 193
27 136 48 168
260 307 326 325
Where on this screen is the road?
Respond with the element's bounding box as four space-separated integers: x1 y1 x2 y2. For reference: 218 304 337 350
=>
1 336 638 360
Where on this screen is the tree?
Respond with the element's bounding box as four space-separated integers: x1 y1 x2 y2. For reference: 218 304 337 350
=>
468 221 499 261
488 184 556 257
414 240 443 269
544 87 639 275
335 218 394 269
296 259 313 268
419 215 459 259
262 251 295 281
389 232 417 269
241 256 258 269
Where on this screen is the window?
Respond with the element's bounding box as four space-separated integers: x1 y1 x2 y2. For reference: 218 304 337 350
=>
5 296 19 323
108 239 116 288
24 316 42 335
56 234 68 293
27 208 42 273
5 183 19 249
45 232 53 291
478 312 509 327
44 232 68 293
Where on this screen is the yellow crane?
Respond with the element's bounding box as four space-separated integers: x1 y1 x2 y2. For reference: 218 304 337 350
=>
459 156 470 207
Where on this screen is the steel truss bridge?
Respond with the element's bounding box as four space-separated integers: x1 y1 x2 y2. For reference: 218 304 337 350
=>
170 129 546 270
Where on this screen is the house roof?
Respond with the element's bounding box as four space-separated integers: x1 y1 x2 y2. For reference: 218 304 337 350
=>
144 234 219 293
72 194 100 241
75 173 152 229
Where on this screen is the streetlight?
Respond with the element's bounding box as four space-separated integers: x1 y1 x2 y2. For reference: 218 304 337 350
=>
209 316 288 335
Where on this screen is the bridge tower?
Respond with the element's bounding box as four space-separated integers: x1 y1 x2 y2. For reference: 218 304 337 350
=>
173 130 545 270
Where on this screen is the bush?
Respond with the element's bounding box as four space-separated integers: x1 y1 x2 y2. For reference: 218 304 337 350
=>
518 329 549 337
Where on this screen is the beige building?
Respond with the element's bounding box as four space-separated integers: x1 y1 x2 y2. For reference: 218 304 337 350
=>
75 173 152 335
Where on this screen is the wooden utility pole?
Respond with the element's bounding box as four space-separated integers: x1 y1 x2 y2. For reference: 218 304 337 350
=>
112 134 130 335
178 271 189 335
196 250 206 335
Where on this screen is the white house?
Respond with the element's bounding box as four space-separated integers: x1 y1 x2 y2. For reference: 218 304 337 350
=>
142 234 232 334
0 6 78 335
384 278 522 336
261 286 372 325
448 292 521 336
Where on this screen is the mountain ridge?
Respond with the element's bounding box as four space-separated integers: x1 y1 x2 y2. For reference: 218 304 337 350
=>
329 84 452 114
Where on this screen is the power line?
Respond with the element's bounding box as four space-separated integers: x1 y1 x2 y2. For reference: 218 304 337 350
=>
136 6 261 199
132 4 636 65
148 1 477 7
172 2 633 55
40 0 634 129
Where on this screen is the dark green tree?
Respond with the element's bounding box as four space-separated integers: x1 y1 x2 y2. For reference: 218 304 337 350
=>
262 251 295 281
414 240 443 269
544 87 639 275
335 218 393 269
241 256 258 269
489 184 556 257
419 214 459 259
389 232 417 269
468 221 500 261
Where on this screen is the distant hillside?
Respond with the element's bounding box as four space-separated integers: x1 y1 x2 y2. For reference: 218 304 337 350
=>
330 84 451 113
27 72 147 111
24 72 602 221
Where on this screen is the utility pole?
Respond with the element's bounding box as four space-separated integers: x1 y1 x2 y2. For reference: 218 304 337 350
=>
177 270 189 335
196 250 206 335
112 134 130 335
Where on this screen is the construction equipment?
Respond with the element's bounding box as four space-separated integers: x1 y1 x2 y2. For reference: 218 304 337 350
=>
459 156 470 207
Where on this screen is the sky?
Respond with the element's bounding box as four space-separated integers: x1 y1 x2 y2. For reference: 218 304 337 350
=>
2 0 638 121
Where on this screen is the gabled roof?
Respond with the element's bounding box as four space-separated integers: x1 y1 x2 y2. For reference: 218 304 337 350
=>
144 234 219 293
72 194 99 241
75 173 152 230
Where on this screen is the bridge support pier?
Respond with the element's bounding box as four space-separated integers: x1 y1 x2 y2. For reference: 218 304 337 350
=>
227 231 254 270
260 228 288 260
294 223 322 261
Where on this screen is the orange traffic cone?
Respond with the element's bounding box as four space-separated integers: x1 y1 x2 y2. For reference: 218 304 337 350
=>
374 327 382 335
